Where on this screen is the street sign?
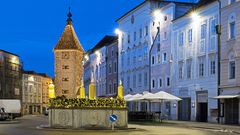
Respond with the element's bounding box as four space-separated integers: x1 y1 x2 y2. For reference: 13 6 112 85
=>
109 114 118 123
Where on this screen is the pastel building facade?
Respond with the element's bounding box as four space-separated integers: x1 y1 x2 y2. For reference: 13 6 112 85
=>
218 0 240 125
171 0 219 122
84 36 118 97
150 2 192 115
117 0 193 111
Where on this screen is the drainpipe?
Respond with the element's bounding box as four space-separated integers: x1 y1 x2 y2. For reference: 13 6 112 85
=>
149 26 160 93
216 0 222 124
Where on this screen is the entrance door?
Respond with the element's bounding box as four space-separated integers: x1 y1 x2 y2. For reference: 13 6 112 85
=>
29 106 32 114
197 103 208 122
196 91 208 122
178 98 191 121
225 98 239 124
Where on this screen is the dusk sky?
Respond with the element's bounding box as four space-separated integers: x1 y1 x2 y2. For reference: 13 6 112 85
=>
0 0 144 77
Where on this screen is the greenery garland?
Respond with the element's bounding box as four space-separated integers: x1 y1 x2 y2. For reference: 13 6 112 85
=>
49 96 126 109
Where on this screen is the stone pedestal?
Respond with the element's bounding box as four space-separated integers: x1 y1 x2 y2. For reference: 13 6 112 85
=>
49 108 128 129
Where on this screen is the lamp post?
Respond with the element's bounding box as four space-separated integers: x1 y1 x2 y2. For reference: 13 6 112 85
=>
216 0 222 124
149 9 161 93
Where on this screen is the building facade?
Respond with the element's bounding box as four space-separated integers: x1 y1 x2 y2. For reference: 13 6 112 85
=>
171 0 219 122
150 2 192 116
117 0 192 111
54 11 84 98
22 71 52 115
218 0 240 125
0 50 22 100
106 37 118 96
84 36 118 97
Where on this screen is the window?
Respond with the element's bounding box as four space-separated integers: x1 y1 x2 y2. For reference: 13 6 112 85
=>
114 82 117 93
145 26 149 36
140 28 142 38
133 56 136 64
201 23 207 39
62 90 69 94
127 76 130 88
109 84 112 94
159 78 162 88
164 32 167 40
157 44 161 52
62 65 69 69
152 79 155 89
109 64 112 74
138 73 142 87
211 19 217 35
179 32 184 46
229 22 236 39
152 56 155 65
230 0 236 4
134 31 137 41
128 34 130 43
114 62 117 73
158 54 161 63
188 29 192 43
133 74 136 88
210 56 216 75
166 77 170 86
163 53 167 63
187 60 192 79
199 57 205 77
144 72 148 87
62 77 69 81
179 63 183 79
229 61 235 79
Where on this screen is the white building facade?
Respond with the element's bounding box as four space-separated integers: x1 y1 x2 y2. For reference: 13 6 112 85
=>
171 0 219 122
150 2 192 116
117 0 193 112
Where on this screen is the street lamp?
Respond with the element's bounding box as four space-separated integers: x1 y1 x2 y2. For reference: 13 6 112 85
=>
115 28 122 35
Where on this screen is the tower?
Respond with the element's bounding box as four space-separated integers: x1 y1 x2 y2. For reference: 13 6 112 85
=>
54 8 84 98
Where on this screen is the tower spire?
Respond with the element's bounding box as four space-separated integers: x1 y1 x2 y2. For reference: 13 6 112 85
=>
67 7 72 24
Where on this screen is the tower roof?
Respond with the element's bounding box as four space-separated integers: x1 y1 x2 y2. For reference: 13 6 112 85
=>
54 9 84 51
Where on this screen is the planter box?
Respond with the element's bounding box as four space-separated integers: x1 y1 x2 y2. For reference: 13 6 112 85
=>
49 108 128 129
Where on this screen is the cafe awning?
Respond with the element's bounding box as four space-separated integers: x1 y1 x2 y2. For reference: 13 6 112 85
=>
213 94 240 99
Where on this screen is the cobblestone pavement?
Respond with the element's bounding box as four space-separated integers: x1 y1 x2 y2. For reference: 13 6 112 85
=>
0 115 238 135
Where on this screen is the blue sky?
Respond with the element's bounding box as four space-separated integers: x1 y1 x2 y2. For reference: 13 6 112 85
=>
0 0 144 77
0 0 195 77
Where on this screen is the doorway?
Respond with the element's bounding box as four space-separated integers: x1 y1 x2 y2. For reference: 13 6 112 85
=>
225 98 239 124
197 103 208 122
178 98 191 121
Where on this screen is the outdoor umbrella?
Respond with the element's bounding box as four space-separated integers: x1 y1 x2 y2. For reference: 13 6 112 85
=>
124 94 133 101
146 91 182 121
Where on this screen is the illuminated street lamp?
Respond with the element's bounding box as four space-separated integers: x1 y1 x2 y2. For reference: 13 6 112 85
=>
153 9 163 21
115 28 122 35
191 11 200 21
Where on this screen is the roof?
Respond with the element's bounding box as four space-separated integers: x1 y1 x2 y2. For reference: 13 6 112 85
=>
116 0 196 22
91 35 118 52
54 18 84 51
173 0 217 21
0 50 19 57
23 70 52 78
